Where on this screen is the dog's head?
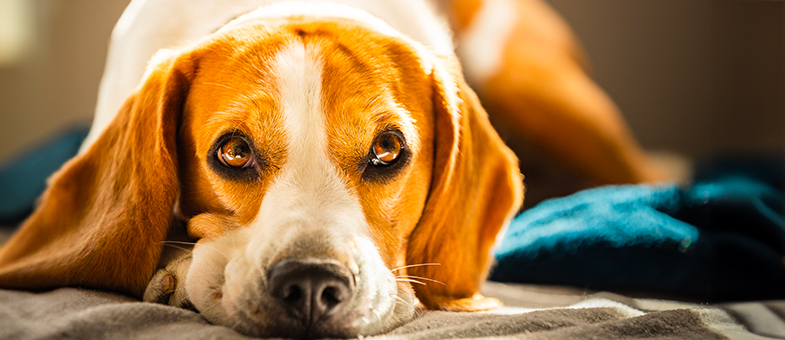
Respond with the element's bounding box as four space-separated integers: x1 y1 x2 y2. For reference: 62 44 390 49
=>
0 4 522 338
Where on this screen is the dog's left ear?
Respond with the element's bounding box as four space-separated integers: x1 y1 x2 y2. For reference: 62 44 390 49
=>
0 50 193 298
407 55 524 311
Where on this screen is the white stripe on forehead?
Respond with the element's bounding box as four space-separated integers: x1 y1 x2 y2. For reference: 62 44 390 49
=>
275 42 323 150
245 41 371 255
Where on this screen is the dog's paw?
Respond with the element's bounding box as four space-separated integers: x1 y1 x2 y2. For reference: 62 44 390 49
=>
143 246 193 308
425 294 502 312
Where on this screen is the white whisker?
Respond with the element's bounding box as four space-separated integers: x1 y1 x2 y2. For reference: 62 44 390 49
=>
391 263 441 272
395 278 426 286
395 275 446 286
161 240 197 246
192 242 229 260
370 308 382 322
391 294 410 307
162 244 193 253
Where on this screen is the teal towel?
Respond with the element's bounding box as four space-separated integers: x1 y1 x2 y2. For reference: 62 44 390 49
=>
0 128 88 224
491 177 785 302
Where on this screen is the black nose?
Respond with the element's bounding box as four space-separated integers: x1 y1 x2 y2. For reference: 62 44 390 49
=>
267 259 355 325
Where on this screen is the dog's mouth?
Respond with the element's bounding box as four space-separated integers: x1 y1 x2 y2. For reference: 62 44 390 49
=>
182 235 417 339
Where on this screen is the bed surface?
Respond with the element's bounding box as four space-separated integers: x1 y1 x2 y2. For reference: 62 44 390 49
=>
1 282 783 340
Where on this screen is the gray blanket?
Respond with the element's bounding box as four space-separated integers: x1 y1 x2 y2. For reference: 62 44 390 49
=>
1 224 782 340
2 282 783 340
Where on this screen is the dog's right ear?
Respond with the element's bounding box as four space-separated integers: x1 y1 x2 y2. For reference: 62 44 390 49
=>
0 49 195 298
406 53 524 311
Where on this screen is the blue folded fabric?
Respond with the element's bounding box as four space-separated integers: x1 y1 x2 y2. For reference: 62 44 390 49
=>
491 176 785 302
0 128 88 224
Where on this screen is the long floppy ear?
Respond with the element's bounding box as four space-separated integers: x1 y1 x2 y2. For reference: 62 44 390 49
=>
0 50 192 298
407 55 524 311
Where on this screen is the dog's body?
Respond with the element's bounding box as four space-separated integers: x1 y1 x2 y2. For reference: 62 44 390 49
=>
0 0 667 338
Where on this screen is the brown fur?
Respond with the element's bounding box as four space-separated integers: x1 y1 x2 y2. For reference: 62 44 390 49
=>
0 53 193 297
407 54 523 310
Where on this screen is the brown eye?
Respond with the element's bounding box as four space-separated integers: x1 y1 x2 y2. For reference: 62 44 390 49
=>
371 131 402 166
218 137 254 168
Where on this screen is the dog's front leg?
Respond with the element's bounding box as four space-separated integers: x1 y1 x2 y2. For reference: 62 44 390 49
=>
144 245 193 308
143 222 194 308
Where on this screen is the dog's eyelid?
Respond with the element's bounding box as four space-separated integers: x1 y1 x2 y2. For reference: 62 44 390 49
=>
374 128 406 146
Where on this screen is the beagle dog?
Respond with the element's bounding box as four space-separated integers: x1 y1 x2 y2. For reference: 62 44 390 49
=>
0 0 668 338
0 1 522 338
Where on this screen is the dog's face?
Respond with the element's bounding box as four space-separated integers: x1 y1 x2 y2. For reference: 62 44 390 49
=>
175 17 435 338
0 5 522 339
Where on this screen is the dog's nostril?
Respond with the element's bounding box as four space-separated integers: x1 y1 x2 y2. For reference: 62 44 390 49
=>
317 284 348 315
267 259 355 325
283 285 303 303
321 286 340 306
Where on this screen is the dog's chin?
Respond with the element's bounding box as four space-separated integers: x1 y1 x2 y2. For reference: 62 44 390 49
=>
184 238 418 339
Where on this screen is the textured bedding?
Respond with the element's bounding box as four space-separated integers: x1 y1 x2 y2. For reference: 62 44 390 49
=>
1 282 783 339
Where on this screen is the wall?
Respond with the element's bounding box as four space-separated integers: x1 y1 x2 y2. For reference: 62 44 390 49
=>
545 0 785 160
0 0 129 163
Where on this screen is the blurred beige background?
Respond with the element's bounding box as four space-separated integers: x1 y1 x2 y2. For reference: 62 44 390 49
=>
0 0 783 164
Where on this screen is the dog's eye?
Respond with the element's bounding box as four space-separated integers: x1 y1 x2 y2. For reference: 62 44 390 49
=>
370 131 402 166
218 138 254 168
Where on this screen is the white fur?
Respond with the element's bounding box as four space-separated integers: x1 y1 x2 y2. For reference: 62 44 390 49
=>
80 0 453 153
185 41 413 336
456 0 518 86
